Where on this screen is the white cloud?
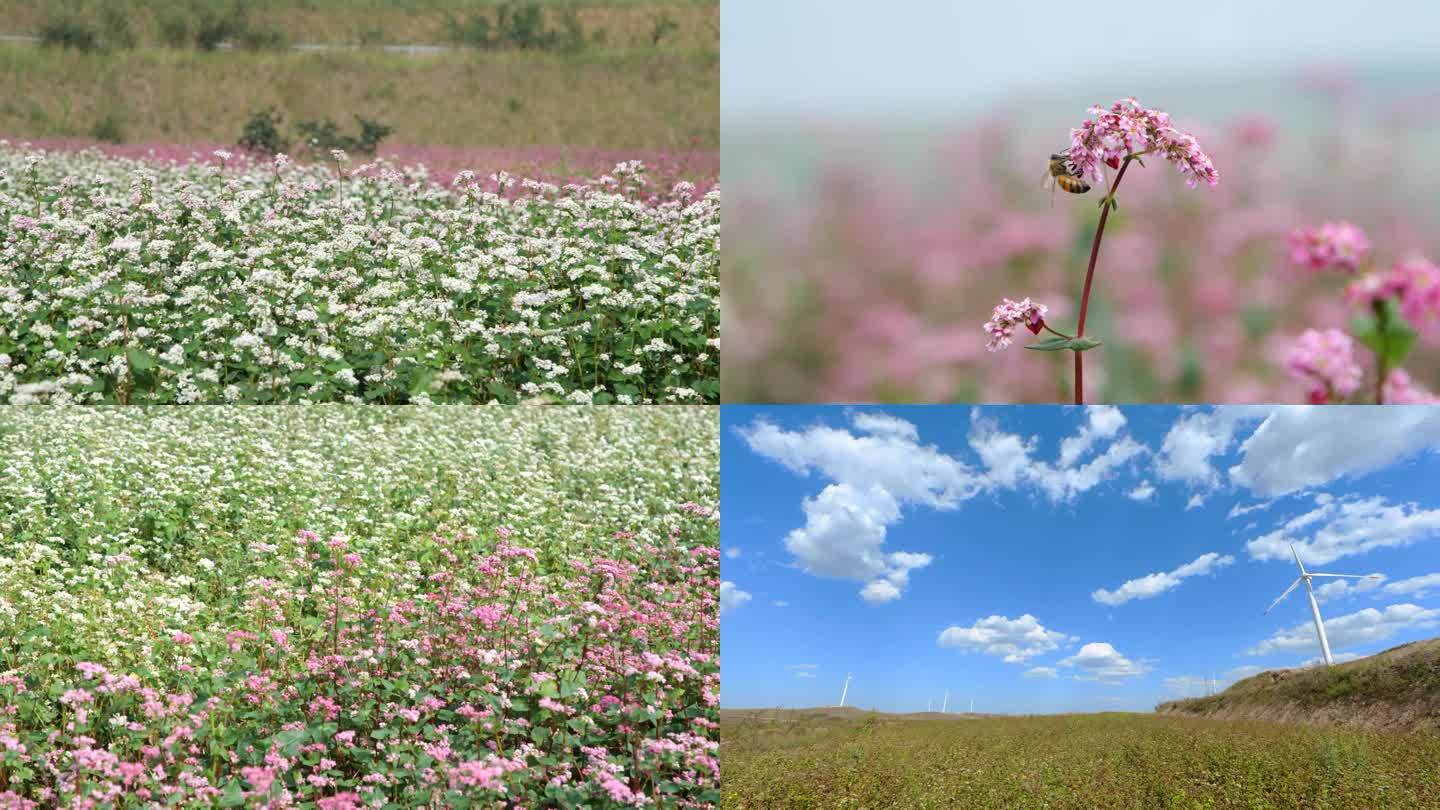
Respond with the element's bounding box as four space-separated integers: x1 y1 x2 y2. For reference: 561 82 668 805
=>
1244 496 1440 565
741 408 1147 603
848 410 920 441
1126 481 1156 501
794 670 816 678
1058 406 1128 467
937 614 1074 663
1024 666 1058 679
860 579 902 604
1315 575 1386 604
720 581 752 615
1155 409 1257 488
1058 642 1150 683
968 413 1146 503
1092 552 1235 606
1227 500 1274 520
1383 573 1440 599
771 600 790 608
739 414 975 603
739 416 981 508
785 664 817 670
724 547 742 560
1185 493 1206 510
1247 604 1440 656
1162 675 1214 695
1299 651 1363 667
1229 407 1440 496
1165 668 1258 696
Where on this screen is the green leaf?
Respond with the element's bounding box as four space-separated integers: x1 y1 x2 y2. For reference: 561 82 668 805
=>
1351 299 1419 369
1025 335 1103 352
127 348 158 371
1025 336 1073 352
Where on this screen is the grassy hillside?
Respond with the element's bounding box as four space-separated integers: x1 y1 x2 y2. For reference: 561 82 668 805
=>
1158 638 1440 733
0 0 716 150
721 709 1440 808
0 46 716 149
3 0 718 50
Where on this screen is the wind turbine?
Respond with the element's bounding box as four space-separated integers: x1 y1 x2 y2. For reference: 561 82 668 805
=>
1265 542 1382 667
969 696 974 714
839 673 852 707
942 689 948 714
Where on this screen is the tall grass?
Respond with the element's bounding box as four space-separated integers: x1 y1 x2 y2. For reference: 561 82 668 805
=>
721 711 1440 808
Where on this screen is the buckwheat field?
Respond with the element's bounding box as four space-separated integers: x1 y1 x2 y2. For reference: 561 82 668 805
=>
0 407 720 807
0 146 719 405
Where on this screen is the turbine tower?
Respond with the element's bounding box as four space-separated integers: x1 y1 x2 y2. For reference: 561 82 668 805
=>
942 689 948 713
1265 542 1382 667
969 696 974 714
838 673 852 707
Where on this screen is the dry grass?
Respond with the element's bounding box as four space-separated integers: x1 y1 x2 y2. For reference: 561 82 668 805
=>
6 1 718 50
722 708 1440 808
0 45 716 150
1158 637 1440 733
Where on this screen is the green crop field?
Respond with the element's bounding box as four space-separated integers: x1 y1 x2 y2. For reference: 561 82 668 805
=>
0 406 721 805
720 709 1440 809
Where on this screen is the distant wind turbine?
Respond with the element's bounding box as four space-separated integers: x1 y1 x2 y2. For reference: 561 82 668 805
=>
1265 542 1383 667
969 696 974 714
839 673 852 707
942 689 948 714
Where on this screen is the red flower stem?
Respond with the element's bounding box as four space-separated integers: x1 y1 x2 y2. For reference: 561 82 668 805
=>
1074 156 1135 404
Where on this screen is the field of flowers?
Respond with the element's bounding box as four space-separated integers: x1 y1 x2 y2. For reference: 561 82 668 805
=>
0 406 720 806
0 144 719 404
721 710 1440 808
724 85 1440 403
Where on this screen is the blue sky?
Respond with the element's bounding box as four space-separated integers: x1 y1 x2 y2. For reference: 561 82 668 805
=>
720 406 1440 714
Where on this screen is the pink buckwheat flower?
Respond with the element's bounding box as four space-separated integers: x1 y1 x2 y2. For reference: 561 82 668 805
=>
983 297 1048 352
1285 328 1363 403
171 631 194 645
1382 369 1440 404
1289 222 1370 273
1387 256 1440 324
1066 98 1218 187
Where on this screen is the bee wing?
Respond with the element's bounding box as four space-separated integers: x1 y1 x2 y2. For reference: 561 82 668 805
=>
1041 169 1055 190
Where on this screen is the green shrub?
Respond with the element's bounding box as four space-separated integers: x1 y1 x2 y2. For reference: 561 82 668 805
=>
650 12 679 47
157 12 191 47
37 16 100 52
296 115 393 157
91 113 125 144
444 2 586 53
237 107 288 155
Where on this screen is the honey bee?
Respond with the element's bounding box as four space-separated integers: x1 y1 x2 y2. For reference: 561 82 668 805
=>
1043 152 1091 205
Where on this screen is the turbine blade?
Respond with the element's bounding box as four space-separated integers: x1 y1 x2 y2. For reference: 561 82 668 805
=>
1266 577 1302 614
1306 573 1377 579
1290 543 1306 574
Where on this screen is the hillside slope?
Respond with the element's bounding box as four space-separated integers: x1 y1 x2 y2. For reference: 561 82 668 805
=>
1157 637 1440 733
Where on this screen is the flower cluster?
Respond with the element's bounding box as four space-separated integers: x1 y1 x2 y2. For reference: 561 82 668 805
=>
1288 222 1372 273
1067 98 1219 187
1345 255 1440 324
1284 328 1363 403
0 408 720 806
0 145 719 404
1283 222 1440 403
983 297 1048 352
